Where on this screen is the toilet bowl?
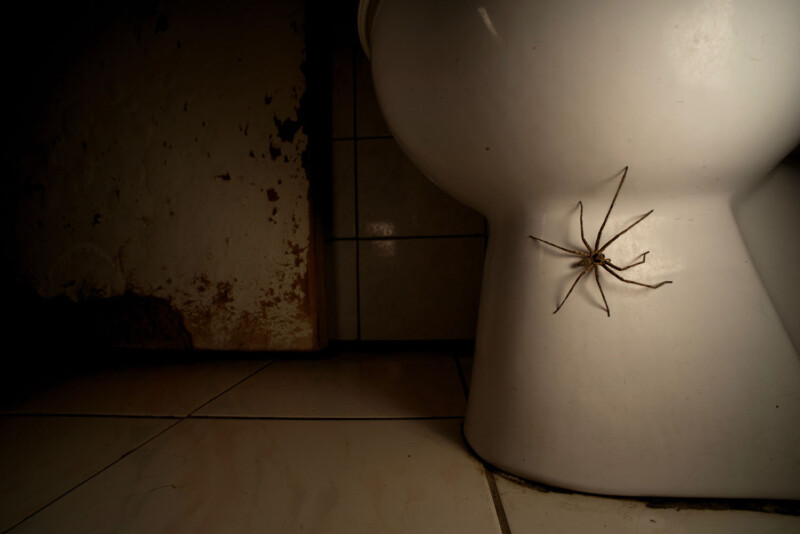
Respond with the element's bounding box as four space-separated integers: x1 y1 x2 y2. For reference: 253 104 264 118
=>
359 0 800 498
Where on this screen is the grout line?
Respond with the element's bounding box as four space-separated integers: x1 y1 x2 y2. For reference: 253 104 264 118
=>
484 468 513 534
325 233 488 242
4 361 278 531
462 433 514 534
0 412 182 419
332 134 393 142
187 360 275 416
3 417 184 534
455 354 512 533
187 414 465 421
352 45 362 342
0 413 464 423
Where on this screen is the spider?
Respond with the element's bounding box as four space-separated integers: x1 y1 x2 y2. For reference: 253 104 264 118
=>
528 166 672 317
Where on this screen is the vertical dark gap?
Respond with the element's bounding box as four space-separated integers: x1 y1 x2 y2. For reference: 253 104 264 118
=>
485 468 513 534
303 0 334 349
454 354 470 400
352 45 362 341
456 355 511 533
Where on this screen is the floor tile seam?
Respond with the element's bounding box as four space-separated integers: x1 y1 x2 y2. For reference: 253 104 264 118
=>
326 233 487 242
186 414 466 421
484 467 513 534
0 412 182 420
186 360 276 416
331 134 393 142
0 414 467 422
3 418 184 534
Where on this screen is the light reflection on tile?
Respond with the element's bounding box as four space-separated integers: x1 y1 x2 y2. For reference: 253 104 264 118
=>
12 419 502 534
357 138 486 238
198 353 465 418
0 416 172 532
494 475 800 534
2 361 266 417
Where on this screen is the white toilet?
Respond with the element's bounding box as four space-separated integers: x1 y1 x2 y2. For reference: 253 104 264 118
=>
359 0 800 498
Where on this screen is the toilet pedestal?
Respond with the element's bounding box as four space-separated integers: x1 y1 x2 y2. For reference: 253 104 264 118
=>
464 193 799 498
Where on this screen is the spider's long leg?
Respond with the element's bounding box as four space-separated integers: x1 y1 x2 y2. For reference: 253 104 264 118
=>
598 210 653 253
578 201 592 252
607 251 649 271
595 265 611 317
554 267 589 314
601 264 672 288
595 166 629 250
529 235 588 256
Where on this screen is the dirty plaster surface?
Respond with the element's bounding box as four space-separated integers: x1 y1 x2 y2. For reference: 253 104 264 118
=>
10 0 319 350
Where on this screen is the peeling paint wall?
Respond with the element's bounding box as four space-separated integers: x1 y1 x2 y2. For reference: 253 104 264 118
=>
8 0 322 351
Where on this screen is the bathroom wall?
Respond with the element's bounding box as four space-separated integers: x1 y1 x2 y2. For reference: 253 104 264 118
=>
4 0 486 352
5 0 324 351
323 3 487 341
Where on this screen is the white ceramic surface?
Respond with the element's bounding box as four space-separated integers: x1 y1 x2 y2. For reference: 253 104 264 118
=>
360 0 800 497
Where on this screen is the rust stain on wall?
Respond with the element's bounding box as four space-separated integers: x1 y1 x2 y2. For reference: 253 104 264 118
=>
9 1 322 352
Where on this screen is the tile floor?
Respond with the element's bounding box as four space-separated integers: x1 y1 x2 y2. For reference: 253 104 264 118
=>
1 350 798 533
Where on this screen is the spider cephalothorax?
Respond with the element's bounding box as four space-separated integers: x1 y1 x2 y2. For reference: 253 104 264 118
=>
529 166 672 317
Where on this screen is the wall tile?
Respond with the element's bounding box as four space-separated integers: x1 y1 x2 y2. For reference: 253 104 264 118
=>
329 139 356 238
323 13 487 343
357 138 486 238
359 237 485 340
324 240 359 340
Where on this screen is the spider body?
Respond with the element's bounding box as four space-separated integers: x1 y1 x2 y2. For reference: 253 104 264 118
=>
529 166 672 317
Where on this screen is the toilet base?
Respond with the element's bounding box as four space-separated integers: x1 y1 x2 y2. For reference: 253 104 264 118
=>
463 194 800 499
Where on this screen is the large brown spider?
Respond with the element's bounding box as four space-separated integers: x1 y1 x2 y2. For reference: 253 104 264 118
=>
529 166 672 317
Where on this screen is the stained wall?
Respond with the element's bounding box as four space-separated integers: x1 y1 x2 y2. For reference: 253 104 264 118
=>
8 0 322 350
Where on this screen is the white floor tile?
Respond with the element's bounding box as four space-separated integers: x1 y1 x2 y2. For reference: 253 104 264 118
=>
495 474 800 534
0 416 172 532
11 419 502 534
197 353 465 418
2 361 266 417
